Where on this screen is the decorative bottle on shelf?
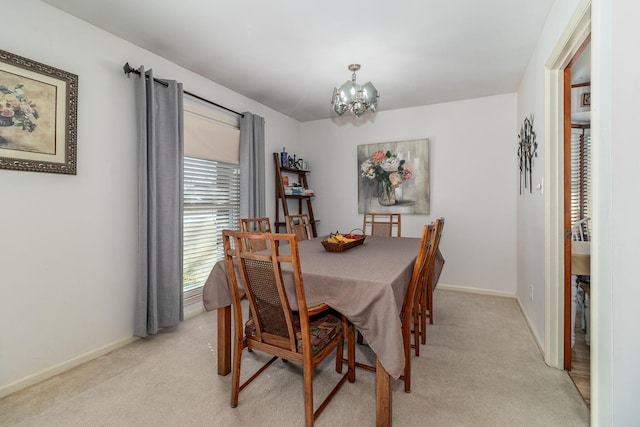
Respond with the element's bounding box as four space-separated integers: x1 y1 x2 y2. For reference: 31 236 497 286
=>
280 147 288 167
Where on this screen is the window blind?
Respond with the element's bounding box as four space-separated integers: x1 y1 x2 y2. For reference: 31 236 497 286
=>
183 157 240 297
570 127 591 231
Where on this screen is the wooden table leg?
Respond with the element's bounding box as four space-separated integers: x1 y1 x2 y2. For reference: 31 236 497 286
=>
217 305 231 376
375 358 392 427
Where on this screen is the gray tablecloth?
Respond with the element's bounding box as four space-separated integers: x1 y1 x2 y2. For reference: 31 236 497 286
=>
203 235 421 379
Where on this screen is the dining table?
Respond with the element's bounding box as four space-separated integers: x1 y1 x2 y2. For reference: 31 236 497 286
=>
203 235 421 426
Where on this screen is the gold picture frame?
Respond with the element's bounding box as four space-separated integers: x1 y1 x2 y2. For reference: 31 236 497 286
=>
0 49 78 174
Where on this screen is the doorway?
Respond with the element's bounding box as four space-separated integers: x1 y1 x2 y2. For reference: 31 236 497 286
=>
564 39 591 406
542 0 590 372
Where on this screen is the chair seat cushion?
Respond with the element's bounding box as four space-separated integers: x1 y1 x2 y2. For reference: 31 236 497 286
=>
245 312 342 354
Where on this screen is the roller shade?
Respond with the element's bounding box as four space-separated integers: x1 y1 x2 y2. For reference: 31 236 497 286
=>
183 100 240 164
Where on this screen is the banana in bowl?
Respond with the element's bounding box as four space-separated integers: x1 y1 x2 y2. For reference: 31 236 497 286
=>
321 231 366 252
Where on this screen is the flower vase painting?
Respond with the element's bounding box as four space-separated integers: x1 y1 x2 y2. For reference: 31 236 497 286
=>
358 138 430 214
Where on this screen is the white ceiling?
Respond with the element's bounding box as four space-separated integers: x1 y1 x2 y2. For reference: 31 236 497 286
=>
42 0 556 122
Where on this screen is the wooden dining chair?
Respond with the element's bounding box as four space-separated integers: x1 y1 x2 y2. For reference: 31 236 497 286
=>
347 223 433 393
239 217 272 251
414 217 445 347
285 214 313 241
222 230 355 426
363 212 401 237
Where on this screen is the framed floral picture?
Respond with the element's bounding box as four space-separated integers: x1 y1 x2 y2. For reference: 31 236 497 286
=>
358 138 430 214
0 49 78 174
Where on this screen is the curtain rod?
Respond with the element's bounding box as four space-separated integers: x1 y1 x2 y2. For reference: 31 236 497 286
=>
122 62 244 117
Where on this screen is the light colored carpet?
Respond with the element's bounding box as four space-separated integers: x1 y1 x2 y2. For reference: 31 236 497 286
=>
0 290 589 426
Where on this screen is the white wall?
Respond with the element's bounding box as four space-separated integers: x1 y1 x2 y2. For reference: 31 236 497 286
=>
300 94 518 295
518 0 640 423
516 0 582 348
0 1 300 395
594 0 640 424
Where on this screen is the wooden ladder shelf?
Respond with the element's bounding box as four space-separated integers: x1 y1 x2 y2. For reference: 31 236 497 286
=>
273 153 318 237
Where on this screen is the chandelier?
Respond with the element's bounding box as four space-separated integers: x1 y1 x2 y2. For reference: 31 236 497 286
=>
331 64 379 117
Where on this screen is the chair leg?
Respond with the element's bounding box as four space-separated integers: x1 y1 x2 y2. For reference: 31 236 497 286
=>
303 358 315 427
336 321 357 382
335 336 344 374
403 325 411 393
347 324 356 383
420 285 428 344
230 338 243 408
412 297 420 357
427 281 434 325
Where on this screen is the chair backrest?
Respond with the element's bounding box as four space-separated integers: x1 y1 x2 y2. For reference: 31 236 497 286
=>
239 217 272 251
285 214 313 241
240 217 271 233
432 217 445 286
223 230 308 352
571 217 591 242
401 224 434 323
363 213 401 237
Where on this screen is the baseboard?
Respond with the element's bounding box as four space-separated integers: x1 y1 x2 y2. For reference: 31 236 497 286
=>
515 296 545 357
437 283 516 298
0 335 138 399
2 303 207 399
184 302 205 319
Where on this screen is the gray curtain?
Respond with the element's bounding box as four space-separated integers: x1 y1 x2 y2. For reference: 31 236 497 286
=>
134 66 184 337
239 112 266 219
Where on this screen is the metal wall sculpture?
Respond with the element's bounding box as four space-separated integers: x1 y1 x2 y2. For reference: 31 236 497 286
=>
517 114 537 194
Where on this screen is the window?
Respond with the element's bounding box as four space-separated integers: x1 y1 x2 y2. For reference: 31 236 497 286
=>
570 126 591 232
182 98 240 305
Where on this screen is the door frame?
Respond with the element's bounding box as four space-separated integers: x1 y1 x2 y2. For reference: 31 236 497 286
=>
562 38 591 371
543 0 591 370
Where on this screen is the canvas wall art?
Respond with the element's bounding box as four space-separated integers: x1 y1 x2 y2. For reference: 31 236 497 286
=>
358 138 430 214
